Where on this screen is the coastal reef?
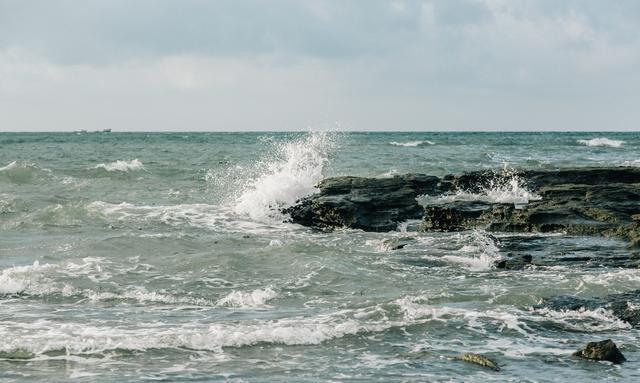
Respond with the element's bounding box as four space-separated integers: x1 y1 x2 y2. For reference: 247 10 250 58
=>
285 167 640 249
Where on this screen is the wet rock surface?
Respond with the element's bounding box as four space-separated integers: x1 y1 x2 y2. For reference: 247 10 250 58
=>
459 353 501 371
286 167 640 248
284 174 440 232
573 339 626 364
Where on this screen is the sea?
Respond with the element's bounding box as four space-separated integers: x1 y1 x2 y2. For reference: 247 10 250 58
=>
1 131 639 382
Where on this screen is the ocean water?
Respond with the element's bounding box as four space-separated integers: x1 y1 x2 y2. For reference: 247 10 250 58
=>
1 131 639 382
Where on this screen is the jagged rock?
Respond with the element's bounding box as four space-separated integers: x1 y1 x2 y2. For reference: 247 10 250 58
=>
284 174 440 232
573 339 626 364
459 353 500 371
538 290 640 328
285 167 640 248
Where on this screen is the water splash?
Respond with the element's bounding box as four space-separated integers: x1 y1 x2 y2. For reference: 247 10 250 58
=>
234 131 336 221
418 169 541 206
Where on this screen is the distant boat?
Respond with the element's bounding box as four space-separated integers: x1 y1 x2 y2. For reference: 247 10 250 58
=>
102 128 112 133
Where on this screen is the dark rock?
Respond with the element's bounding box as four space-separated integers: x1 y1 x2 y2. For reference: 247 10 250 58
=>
285 167 640 248
381 237 417 251
495 254 533 269
459 353 500 371
573 339 626 364
284 174 440 232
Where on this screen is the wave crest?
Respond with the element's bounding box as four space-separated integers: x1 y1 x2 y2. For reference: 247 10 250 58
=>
577 137 624 147
216 287 278 308
94 159 144 172
389 140 434 147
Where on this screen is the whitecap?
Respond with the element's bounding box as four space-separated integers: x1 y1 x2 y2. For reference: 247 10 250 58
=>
0 160 20 172
0 261 57 295
388 140 434 147
93 159 144 172
577 137 624 148
216 287 278 308
621 159 640 167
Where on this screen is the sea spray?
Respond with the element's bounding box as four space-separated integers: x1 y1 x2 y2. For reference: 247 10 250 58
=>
418 168 541 206
233 131 337 221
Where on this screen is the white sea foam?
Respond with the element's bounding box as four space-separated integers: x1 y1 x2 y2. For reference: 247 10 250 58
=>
532 307 631 331
234 131 336 221
577 137 624 147
0 261 57 295
440 231 501 271
216 287 278 308
85 287 214 306
87 201 220 228
621 159 640 167
389 140 434 147
94 159 144 172
0 310 393 356
418 173 541 206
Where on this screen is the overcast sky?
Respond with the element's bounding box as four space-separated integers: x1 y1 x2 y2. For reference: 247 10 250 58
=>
1 0 639 131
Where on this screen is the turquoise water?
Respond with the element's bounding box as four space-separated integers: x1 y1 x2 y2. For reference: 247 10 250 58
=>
1 131 639 382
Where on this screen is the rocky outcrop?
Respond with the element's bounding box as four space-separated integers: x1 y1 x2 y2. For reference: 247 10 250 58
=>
284 174 440 232
285 167 640 247
573 339 626 364
459 353 501 371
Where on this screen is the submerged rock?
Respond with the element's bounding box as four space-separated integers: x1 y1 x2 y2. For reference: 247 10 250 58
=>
573 339 626 364
538 290 640 328
459 353 501 371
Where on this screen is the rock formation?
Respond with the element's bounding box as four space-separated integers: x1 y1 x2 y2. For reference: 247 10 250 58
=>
285 167 640 248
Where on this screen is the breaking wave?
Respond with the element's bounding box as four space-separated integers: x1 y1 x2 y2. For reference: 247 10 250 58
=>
216 287 278 308
389 140 434 147
94 159 144 172
577 137 624 148
234 131 336 221
0 160 52 184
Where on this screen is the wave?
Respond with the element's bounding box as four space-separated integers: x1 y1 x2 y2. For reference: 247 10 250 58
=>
577 137 624 147
621 159 640 167
389 140 434 147
1 290 629 360
93 159 144 172
86 201 219 228
216 287 278 308
234 131 336 221
0 260 275 309
0 160 52 184
0 261 57 295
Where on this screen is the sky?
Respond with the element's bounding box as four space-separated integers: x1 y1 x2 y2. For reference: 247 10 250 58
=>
0 0 639 132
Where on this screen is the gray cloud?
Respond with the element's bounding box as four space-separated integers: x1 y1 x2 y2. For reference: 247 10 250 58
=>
0 0 639 131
